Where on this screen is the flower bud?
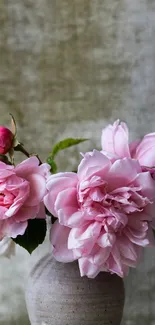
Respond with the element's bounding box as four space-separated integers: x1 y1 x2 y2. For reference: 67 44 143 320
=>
0 126 14 154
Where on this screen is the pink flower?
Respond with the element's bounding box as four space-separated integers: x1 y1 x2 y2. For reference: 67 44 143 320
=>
0 157 50 240
44 150 155 278
101 119 155 168
101 120 130 159
0 126 14 154
131 133 155 167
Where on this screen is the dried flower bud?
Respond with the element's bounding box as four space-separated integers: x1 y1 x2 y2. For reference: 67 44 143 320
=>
0 126 14 154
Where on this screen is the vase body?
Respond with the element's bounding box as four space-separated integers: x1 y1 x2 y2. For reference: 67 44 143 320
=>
25 253 125 325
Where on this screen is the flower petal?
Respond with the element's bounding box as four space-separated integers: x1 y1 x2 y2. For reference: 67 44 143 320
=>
134 172 155 200
109 246 129 277
78 150 111 181
46 172 77 191
97 232 116 248
68 222 102 257
44 173 78 216
58 208 83 227
101 120 130 158
118 237 138 261
78 257 103 278
15 157 39 177
129 139 141 157
35 202 46 219
50 221 76 263
89 245 111 265
26 174 46 206
14 205 40 222
108 158 141 190
55 188 78 212
0 219 27 239
5 179 30 218
133 133 155 166
125 227 149 246
0 163 14 179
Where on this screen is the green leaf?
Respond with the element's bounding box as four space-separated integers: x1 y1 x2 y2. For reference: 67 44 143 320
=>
49 138 88 160
12 219 47 254
46 157 57 173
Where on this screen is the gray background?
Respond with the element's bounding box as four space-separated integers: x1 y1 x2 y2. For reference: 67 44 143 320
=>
0 0 155 324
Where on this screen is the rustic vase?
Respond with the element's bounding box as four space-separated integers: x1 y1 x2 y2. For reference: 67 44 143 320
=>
25 253 125 325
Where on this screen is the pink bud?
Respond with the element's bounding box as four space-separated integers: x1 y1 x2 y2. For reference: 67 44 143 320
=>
0 126 14 154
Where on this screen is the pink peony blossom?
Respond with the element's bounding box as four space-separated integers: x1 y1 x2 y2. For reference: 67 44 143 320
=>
0 126 14 154
101 119 155 169
0 157 50 240
44 150 155 278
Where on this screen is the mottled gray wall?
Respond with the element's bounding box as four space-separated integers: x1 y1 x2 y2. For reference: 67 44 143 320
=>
0 1 155 324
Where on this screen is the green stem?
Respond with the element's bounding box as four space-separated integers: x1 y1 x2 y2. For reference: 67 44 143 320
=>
17 145 30 158
14 144 42 164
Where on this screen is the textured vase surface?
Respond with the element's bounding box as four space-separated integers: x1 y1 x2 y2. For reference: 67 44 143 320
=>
25 253 125 325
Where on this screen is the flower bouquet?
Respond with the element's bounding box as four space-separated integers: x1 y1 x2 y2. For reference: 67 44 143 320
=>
0 116 155 325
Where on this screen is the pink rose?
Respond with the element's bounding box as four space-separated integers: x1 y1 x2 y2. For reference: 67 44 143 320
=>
101 119 155 168
0 126 14 154
44 150 155 278
0 157 50 240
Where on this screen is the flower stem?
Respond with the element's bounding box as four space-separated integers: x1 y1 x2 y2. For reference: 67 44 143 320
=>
14 144 42 164
17 145 30 158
